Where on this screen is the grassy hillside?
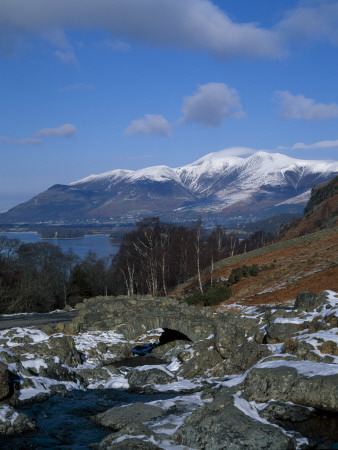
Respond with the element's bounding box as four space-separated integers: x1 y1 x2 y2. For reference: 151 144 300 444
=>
171 226 338 307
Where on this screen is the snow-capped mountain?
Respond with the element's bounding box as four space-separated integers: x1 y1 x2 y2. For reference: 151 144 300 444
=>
1 151 338 224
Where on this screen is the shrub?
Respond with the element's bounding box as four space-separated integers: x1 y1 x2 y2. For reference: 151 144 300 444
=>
185 292 204 305
203 285 232 306
185 284 232 307
319 340 338 356
229 267 244 285
249 264 260 276
284 338 298 353
241 265 250 277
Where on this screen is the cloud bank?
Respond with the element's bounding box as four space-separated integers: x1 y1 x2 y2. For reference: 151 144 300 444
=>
124 114 171 137
274 91 338 120
4 0 338 61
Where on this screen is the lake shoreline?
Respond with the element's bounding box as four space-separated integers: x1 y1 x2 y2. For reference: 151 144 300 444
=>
0 232 119 259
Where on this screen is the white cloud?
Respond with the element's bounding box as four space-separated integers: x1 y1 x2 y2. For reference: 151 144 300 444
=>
181 83 245 127
124 114 171 137
274 91 338 120
0 136 42 145
0 0 282 60
3 1 338 61
216 147 255 157
277 2 338 47
36 123 77 137
104 39 131 52
278 139 338 151
2 1 338 61
0 123 76 145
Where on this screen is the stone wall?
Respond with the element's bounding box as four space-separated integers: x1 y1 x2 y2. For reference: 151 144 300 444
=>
71 296 217 342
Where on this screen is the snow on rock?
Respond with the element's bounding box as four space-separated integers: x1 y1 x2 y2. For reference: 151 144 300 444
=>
0 405 18 426
135 365 175 378
254 359 338 377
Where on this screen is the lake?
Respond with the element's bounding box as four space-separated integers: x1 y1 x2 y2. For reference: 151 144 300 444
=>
0 232 119 259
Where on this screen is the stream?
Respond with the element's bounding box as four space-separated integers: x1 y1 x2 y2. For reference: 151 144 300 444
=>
2 388 179 449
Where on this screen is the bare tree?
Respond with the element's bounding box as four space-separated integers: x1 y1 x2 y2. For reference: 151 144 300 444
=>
194 218 204 294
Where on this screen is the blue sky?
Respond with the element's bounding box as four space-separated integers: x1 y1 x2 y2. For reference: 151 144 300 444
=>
1 0 338 211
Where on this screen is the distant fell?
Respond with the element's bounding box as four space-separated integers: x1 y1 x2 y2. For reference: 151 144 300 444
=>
0 151 337 225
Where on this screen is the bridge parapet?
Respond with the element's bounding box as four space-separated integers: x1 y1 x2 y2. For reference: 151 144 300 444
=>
72 296 217 342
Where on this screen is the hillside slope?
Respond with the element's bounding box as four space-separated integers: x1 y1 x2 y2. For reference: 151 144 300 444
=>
171 178 338 306
171 227 338 308
279 175 338 240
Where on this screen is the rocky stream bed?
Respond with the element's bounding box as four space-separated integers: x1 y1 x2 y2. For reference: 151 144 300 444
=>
0 290 338 449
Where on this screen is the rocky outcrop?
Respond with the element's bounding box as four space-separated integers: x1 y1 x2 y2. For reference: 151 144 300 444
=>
266 322 300 343
214 317 246 358
91 402 165 430
0 362 10 401
177 339 223 379
127 366 176 392
211 342 271 376
294 291 328 312
173 392 296 449
0 405 36 436
244 362 338 411
0 289 337 447
94 422 156 449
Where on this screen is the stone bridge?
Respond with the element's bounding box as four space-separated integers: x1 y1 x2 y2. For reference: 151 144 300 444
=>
70 296 219 343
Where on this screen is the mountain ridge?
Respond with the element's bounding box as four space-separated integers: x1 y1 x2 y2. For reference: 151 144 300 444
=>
1 150 338 224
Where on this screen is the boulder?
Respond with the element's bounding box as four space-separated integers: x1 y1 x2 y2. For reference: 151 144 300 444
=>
105 438 160 449
177 340 223 379
244 362 338 411
211 342 271 376
83 341 132 366
77 367 113 386
266 322 300 343
259 401 313 423
91 402 164 430
14 335 82 367
173 392 296 449
39 358 84 384
285 340 321 362
47 335 82 366
95 422 155 449
0 405 36 436
127 367 175 391
0 362 10 401
214 318 246 358
294 291 327 312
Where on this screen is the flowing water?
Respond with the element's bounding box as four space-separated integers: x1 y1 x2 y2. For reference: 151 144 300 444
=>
2 389 178 449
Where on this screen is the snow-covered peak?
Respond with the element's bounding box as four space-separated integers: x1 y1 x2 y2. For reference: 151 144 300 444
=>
126 165 181 183
68 150 338 198
189 148 247 165
70 169 132 186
